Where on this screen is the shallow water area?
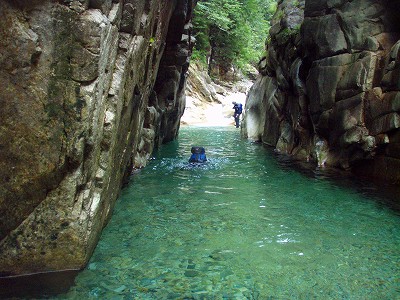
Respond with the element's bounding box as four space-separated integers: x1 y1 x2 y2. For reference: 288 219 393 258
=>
19 126 400 298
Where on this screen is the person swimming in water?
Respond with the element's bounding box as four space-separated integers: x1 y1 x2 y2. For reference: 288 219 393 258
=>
189 146 207 163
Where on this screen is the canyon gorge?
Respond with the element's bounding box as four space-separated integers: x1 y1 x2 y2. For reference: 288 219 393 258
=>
0 0 399 279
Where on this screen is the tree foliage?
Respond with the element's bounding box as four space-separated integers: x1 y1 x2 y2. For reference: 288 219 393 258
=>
192 0 277 77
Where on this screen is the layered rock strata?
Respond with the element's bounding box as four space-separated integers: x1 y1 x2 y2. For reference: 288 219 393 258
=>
242 0 400 183
0 0 195 276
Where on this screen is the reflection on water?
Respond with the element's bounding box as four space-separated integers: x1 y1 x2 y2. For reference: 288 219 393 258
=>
4 126 400 299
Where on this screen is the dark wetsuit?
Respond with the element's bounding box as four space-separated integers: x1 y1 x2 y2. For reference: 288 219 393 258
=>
233 103 243 128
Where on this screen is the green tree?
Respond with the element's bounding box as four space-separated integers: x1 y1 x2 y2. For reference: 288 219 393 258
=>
192 0 276 79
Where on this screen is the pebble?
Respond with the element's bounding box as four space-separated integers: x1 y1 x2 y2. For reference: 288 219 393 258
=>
184 270 200 277
113 285 127 293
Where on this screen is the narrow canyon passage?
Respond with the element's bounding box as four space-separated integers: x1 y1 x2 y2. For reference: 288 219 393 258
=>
1 1 400 298
55 126 400 299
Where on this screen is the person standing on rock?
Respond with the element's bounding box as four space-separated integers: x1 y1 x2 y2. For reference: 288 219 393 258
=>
232 101 243 128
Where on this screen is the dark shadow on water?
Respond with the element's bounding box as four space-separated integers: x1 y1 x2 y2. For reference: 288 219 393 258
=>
0 270 79 299
268 147 400 214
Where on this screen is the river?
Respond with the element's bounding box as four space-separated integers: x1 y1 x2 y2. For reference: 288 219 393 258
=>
51 125 400 299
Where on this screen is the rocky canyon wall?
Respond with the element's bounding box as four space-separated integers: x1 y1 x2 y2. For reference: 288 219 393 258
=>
0 0 195 276
242 0 400 183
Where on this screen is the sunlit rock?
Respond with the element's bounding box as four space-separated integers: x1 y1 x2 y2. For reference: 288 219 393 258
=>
242 76 277 143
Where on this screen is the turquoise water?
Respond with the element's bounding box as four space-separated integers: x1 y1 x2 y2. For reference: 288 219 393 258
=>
60 126 400 299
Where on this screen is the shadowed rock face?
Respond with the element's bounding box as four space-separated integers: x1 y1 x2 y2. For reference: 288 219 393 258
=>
242 0 400 183
0 0 195 276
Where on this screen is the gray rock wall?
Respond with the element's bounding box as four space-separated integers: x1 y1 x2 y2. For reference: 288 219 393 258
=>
242 0 400 183
0 0 195 276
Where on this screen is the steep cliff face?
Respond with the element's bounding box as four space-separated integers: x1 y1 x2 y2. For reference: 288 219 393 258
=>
242 0 400 183
0 0 195 276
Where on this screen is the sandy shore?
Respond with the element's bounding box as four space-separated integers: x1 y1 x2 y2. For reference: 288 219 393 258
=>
180 81 251 127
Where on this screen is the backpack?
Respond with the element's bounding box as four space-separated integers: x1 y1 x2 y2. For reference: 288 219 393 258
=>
235 103 243 114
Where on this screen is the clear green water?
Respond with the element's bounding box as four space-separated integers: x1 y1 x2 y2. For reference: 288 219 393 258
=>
60 126 400 299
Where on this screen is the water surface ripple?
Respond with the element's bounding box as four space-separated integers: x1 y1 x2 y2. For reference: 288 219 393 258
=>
61 126 400 299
